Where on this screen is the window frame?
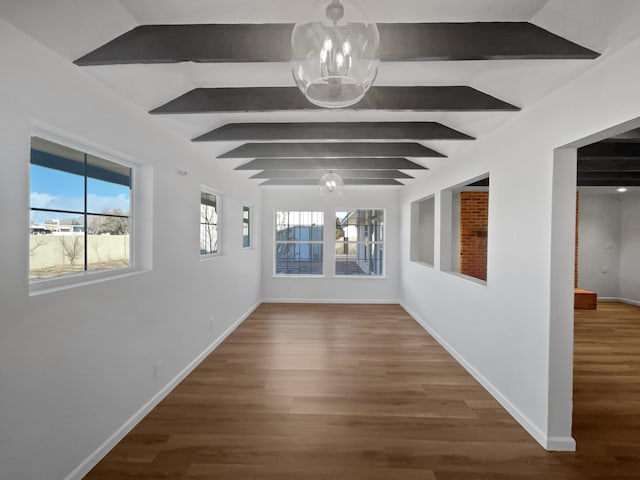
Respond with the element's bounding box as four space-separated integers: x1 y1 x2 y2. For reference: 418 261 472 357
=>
242 205 252 250
200 186 222 259
28 127 139 295
334 208 386 278
273 210 325 277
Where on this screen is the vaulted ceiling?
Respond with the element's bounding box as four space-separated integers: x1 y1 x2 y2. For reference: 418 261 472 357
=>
3 0 640 188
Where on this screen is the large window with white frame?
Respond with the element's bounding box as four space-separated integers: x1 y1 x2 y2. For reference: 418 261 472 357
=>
275 211 324 275
335 209 384 276
29 136 132 280
200 189 220 256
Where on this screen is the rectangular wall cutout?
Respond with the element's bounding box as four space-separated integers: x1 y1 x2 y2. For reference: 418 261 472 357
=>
410 196 435 266
442 175 489 282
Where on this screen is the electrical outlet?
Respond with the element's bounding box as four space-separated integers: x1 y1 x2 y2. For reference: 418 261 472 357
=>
153 361 162 379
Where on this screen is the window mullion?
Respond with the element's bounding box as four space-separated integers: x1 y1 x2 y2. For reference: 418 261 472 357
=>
83 153 88 271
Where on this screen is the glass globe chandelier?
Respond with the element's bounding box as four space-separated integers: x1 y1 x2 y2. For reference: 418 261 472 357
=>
291 0 380 108
319 172 344 195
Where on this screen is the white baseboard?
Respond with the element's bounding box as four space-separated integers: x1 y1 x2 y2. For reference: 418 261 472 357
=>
261 298 400 304
399 302 574 452
64 302 260 480
598 296 640 307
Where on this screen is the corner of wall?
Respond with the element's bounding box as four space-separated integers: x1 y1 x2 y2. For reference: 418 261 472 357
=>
400 301 559 451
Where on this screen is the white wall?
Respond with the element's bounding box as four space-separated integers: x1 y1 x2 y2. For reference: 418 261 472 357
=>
577 192 621 297
400 32 640 450
0 19 261 480
260 187 401 303
577 190 640 304
619 191 640 303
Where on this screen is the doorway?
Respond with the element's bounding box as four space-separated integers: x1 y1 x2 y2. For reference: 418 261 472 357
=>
549 119 640 454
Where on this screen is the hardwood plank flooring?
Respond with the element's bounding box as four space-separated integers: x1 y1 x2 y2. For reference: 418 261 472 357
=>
85 302 640 479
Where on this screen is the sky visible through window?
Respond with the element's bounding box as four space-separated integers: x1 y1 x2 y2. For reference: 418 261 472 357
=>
30 164 130 223
336 212 350 224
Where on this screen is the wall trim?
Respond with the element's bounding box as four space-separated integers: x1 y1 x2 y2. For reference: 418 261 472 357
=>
400 302 573 452
261 298 400 304
64 302 261 480
546 436 577 451
598 296 640 307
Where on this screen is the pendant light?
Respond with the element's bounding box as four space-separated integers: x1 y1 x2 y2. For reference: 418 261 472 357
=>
291 0 380 108
319 172 344 195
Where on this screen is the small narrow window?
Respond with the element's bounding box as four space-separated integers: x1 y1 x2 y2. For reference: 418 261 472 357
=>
275 211 324 275
29 137 132 280
200 190 220 256
335 209 384 276
243 206 251 248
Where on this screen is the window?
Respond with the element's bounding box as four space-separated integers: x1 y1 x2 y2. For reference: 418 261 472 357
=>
275 211 323 275
29 136 132 280
243 206 251 248
410 196 435 266
335 209 384 276
200 190 220 256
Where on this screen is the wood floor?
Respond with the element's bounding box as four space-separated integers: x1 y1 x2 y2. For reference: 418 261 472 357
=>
85 302 640 479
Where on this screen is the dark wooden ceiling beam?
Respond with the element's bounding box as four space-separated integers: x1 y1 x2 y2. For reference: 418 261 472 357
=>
578 143 640 158
152 86 518 114
578 172 640 181
219 142 443 159
74 23 598 66
260 179 404 186
578 179 640 186
249 170 414 179
235 158 428 170
576 155 640 185
467 178 490 187
577 158 640 172
194 122 474 142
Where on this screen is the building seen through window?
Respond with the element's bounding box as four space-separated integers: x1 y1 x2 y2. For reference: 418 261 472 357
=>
335 209 384 276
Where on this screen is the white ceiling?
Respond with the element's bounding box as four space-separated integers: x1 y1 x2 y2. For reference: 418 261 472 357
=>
2 0 640 183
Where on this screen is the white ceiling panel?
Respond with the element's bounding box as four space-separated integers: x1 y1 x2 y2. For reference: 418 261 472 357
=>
533 0 640 53
120 0 551 24
0 0 138 60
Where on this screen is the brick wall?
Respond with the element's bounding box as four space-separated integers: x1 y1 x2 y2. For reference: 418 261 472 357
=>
458 191 577 284
460 191 489 281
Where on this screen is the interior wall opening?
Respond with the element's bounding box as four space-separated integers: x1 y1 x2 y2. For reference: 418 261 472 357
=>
410 195 435 266
441 174 490 282
571 126 640 456
550 118 640 453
